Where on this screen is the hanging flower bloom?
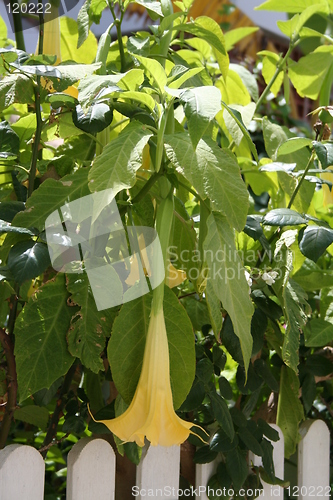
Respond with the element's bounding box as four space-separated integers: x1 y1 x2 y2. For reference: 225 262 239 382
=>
90 305 206 447
37 4 78 98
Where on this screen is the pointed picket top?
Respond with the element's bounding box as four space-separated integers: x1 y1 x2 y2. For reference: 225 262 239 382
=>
67 438 116 500
298 420 330 500
0 444 45 500
136 445 180 499
249 424 284 499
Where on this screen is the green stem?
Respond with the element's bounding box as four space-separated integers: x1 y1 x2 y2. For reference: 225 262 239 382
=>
288 152 315 209
28 14 44 198
255 45 294 113
108 2 126 72
40 362 77 459
118 171 162 216
8 0 26 51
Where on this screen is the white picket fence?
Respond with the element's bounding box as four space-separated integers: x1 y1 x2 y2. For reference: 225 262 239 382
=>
0 420 330 499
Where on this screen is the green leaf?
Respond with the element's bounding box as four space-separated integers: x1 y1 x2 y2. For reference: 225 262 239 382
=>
210 429 238 453
134 0 163 16
167 67 204 89
277 4 329 40
218 376 233 400
111 90 156 112
0 74 34 111
193 445 218 464
282 279 309 373
225 103 256 147
46 92 78 109
288 46 333 100
258 50 284 97
301 373 316 414
14 274 75 402
221 102 258 161
277 137 312 155
179 86 222 148
7 241 50 284
129 54 167 95
209 392 234 440
253 359 279 392
196 358 214 384
0 201 25 222
88 121 153 195
299 225 333 262
313 141 333 168
14 405 50 431
203 213 254 371
72 103 113 133
0 220 34 236
165 135 248 231
276 366 304 458
229 63 259 102
0 121 19 156
77 0 91 48
256 0 327 12
181 295 211 332
12 168 90 231
238 426 263 456
66 273 116 373
224 27 259 51
262 209 307 226
304 318 333 347
226 447 248 490
305 355 333 376
293 259 333 291
108 286 195 410
257 419 280 441
179 377 205 412
175 17 229 79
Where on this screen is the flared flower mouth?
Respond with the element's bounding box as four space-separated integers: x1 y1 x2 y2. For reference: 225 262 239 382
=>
90 306 207 447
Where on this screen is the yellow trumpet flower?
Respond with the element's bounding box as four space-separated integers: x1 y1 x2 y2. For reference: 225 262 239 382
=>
321 172 333 206
37 5 79 99
90 305 205 447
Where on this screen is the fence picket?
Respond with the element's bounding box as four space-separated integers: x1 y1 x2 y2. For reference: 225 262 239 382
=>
249 424 285 499
297 420 330 500
136 445 180 499
0 444 44 500
67 437 116 500
195 459 220 500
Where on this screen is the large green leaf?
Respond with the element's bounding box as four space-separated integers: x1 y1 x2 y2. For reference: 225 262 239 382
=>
288 46 333 100
0 74 34 111
175 17 229 79
12 168 90 231
304 318 333 347
179 86 222 148
165 134 248 231
7 241 50 284
299 225 333 262
209 392 234 440
107 286 195 410
263 209 307 226
293 259 333 291
276 366 304 458
88 121 153 195
203 213 254 371
129 54 167 95
66 273 116 373
14 274 75 402
221 102 258 161
14 405 50 431
226 448 248 490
